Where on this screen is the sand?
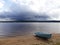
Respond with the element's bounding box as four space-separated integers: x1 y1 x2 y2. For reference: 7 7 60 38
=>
0 34 60 45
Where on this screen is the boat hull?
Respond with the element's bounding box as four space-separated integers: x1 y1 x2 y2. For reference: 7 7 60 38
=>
35 32 52 39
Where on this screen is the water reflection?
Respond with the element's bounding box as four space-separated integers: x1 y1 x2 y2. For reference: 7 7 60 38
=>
0 22 60 37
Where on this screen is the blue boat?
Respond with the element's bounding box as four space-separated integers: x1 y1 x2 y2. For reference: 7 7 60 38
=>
35 32 52 39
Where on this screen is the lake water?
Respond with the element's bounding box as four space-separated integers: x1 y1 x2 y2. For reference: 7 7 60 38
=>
0 22 60 37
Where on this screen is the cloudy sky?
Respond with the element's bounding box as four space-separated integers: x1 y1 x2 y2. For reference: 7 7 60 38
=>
0 0 60 21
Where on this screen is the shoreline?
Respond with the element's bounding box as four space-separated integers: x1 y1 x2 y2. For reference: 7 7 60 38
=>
0 34 60 45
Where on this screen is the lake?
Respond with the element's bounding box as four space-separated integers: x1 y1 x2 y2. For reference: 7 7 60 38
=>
0 22 60 37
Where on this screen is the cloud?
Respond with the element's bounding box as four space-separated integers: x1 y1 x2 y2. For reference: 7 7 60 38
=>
0 0 12 13
0 2 4 8
0 0 60 21
11 0 60 12
0 0 5 13
0 18 14 21
14 0 60 20
10 0 60 20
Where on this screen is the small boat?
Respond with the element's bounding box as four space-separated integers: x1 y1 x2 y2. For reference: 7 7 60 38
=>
35 32 52 39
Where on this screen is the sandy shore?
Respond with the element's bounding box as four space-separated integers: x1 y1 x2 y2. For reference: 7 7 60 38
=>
0 34 60 45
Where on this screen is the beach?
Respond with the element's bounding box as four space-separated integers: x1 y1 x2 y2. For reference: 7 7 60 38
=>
0 34 60 45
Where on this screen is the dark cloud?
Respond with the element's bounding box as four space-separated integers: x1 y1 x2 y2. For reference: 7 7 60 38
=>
0 11 50 21
0 0 53 21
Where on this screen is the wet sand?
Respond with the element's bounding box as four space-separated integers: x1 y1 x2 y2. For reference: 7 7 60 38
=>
0 34 60 45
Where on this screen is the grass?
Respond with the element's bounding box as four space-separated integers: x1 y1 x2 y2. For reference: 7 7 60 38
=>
55 42 60 45
32 44 40 45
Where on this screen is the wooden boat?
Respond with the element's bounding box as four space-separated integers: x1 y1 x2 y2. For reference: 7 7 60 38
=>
35 32 52 39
